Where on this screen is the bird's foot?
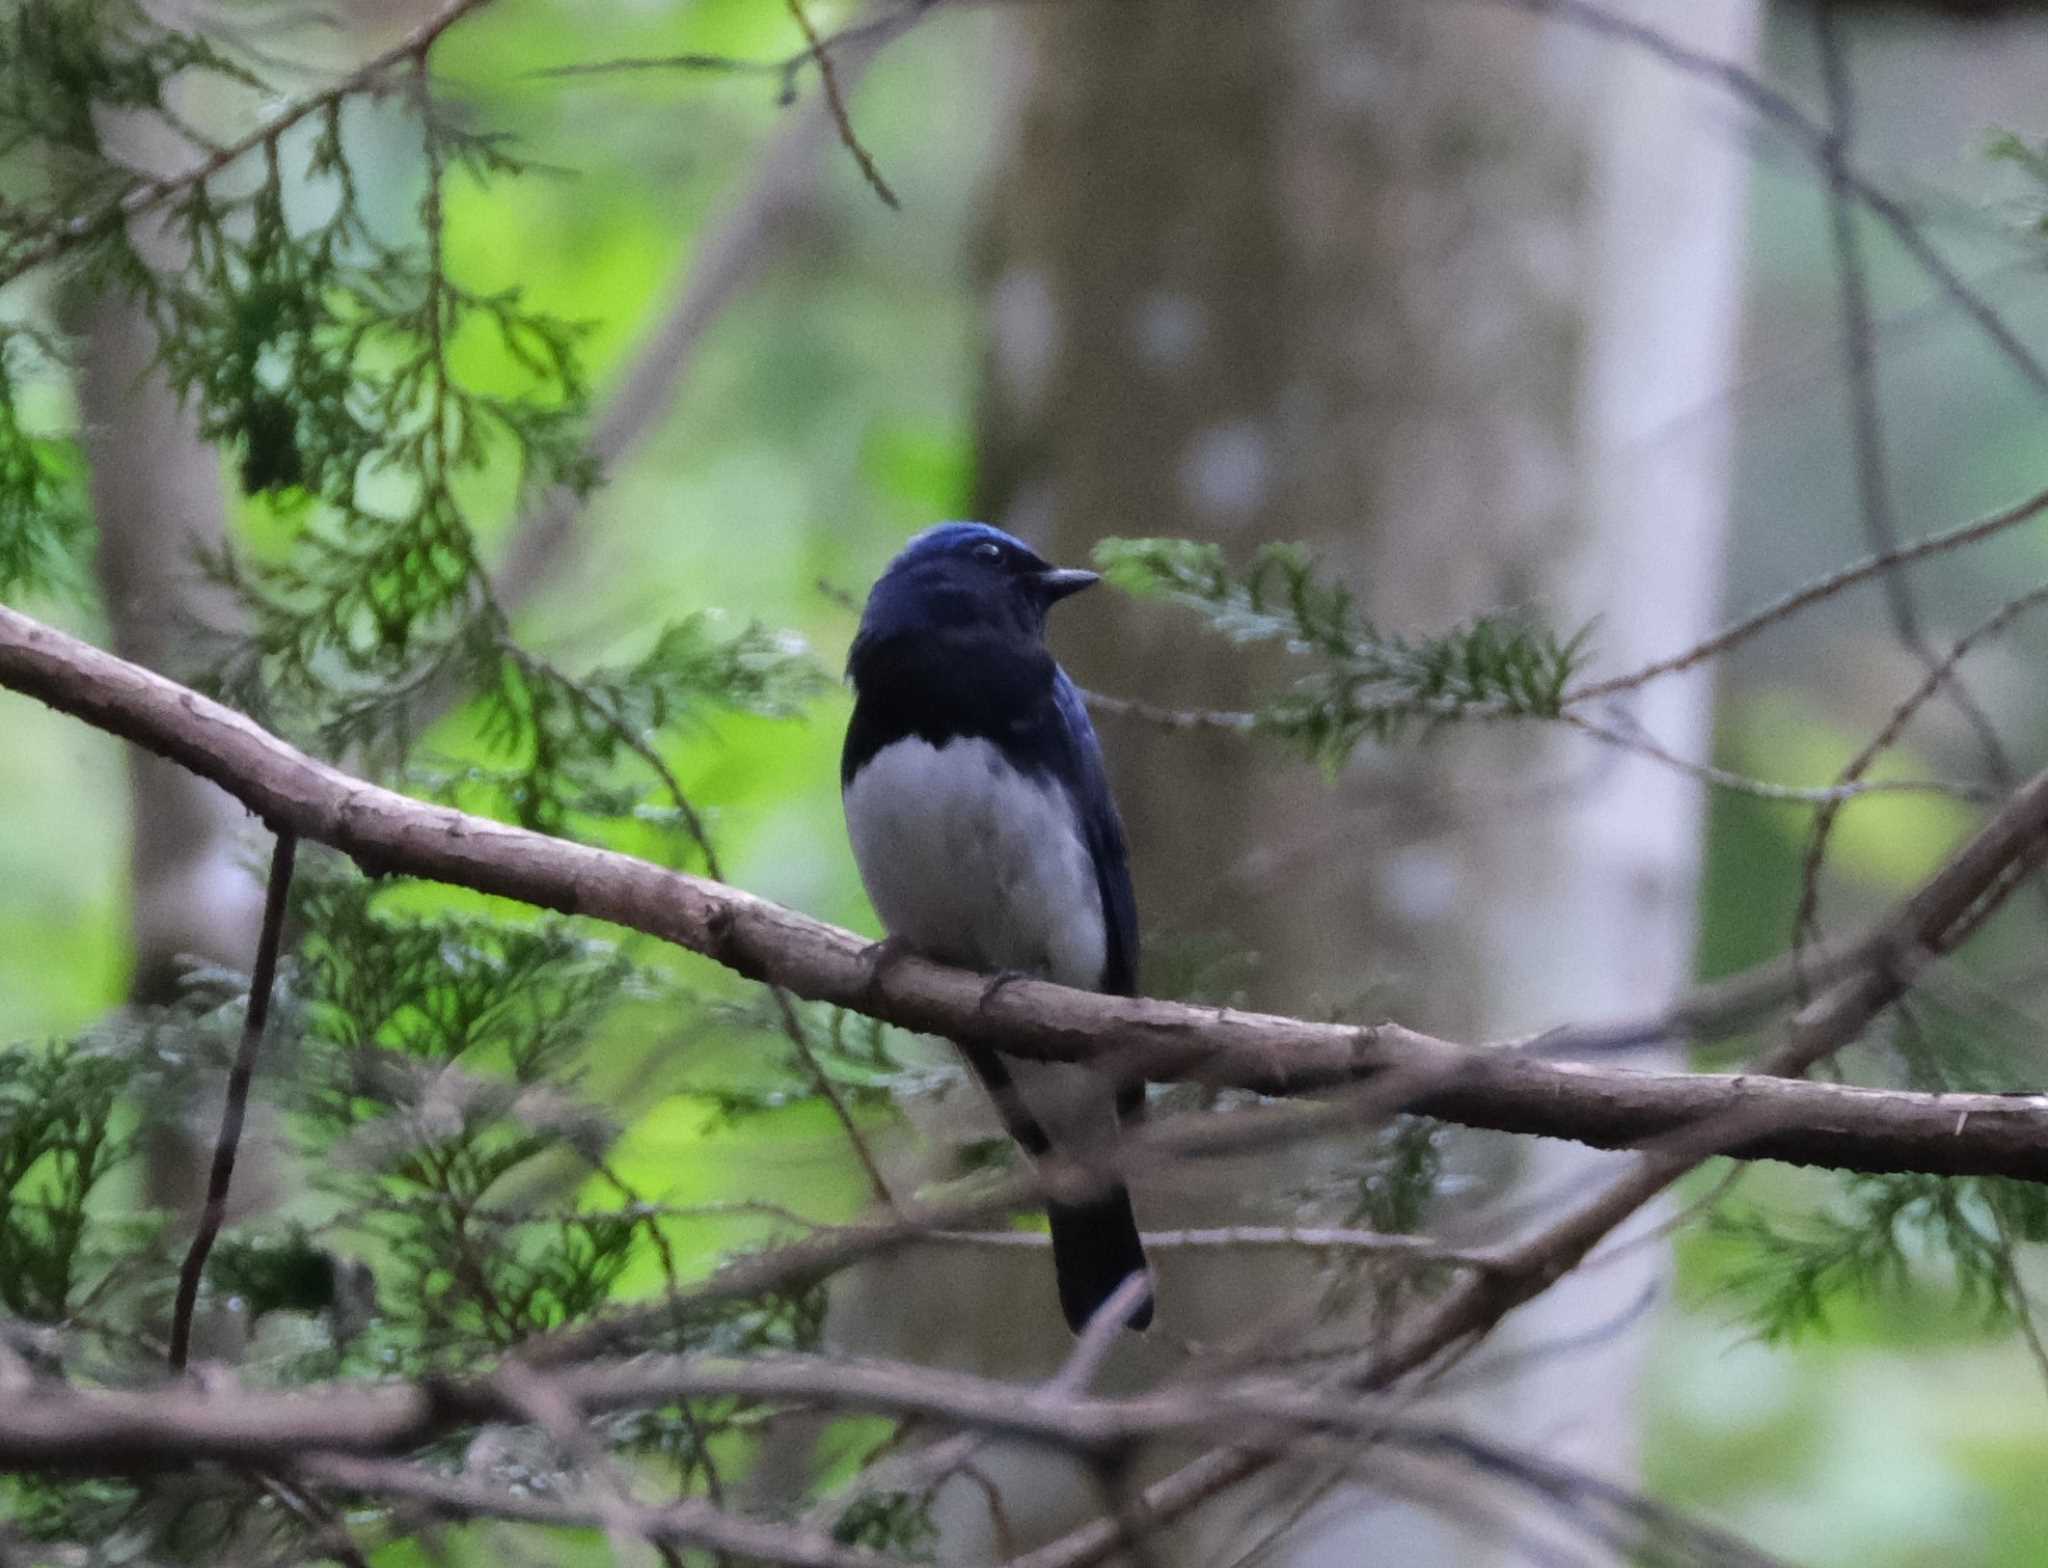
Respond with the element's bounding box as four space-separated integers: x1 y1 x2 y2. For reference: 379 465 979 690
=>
857 935 916 1004
976 968 1035 1013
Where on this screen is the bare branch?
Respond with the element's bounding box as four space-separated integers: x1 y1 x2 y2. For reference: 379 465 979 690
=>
1569 484 2048 701
1565 708 1993 806
1800 0 2042 977
786 0 899 208
0 1342 1768 1568
805 1272 1154 1538
537 3 938 86
1490 0 2048 397
1793 580 2048 987
167 829 299 1372
302 1452 902 1568
929 1226 1492 1268
1081 690 1256 734
9 604 2048 1196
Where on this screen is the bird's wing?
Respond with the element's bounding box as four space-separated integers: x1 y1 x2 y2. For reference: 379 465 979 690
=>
1050 671 1139 999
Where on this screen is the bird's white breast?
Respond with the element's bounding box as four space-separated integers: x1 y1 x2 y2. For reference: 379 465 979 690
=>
843 736 1106 991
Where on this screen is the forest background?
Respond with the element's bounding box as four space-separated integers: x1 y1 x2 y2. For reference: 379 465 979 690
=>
8 0 2048 1564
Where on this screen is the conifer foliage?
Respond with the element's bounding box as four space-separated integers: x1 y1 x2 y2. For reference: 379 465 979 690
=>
5 4 2048 1564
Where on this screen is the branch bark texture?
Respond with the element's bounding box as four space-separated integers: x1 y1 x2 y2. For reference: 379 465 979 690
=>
5 604 2048 1186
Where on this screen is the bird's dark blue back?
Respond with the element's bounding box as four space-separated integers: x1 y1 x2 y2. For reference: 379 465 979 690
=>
1048 671 1138 998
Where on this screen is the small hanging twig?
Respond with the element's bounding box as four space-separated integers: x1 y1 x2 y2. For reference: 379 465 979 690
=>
786 0 900 209
167 830 299 1372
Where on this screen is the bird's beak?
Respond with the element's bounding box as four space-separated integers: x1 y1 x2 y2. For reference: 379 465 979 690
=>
1035 567 1100 602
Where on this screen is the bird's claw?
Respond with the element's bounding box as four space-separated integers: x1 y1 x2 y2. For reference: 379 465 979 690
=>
858 935 915 1004
977 968 1033 1013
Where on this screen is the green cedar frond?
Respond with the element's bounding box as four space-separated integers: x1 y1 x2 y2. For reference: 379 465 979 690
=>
833 1486 943 1558
0 1037 144 1323
1097 536 1590 764
453 618 828 839
0 1 261 168
0 328 87 597
1713 1172 2048 1342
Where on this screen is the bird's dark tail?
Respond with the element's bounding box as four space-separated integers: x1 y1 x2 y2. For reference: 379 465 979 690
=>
1047 1186 1153 1333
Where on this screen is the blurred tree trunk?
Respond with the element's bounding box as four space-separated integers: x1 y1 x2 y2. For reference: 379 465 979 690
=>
68 5 446 1254
73 284 263 1004
816 0 1756 1560
62 95 276 1263
64 108 264 1005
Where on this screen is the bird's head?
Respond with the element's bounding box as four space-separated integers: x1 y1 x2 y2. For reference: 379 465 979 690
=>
854 522 1099 647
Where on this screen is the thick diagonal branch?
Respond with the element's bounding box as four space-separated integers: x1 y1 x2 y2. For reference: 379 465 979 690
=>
6 603 2048 1184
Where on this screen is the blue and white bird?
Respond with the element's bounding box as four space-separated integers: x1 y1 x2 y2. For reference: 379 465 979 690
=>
842 521 1152 1332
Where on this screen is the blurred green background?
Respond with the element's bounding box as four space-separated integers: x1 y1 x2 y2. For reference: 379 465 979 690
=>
9 0 2048 1561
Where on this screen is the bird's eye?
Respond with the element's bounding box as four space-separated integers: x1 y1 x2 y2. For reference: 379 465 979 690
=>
972 540 1004 564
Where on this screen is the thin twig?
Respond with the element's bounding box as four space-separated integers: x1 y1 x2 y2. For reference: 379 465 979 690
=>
1054 1273 1153 1394
1792 581 2048 993
1815 2 1910 646
513 658 906 1224
302 1452 901 1568
805 1272 1153 1536
537 4 937 85
1567 484 2048 701
1565 708 1992 806
1490 0 2048 396
495 1361 659 1566
254 1471 375 1568
1080 690 1257 733
786 0 899 208
581 1153 723 1520
1987 1192 2048 1401
505 650 896 1212
167 829 299 1373
1090 687 1992 806
769 985 900 1209
1797 1 2044 986
926 1225 1492 1269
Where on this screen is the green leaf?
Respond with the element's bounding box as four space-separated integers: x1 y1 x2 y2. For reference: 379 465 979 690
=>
1097 535 1590 763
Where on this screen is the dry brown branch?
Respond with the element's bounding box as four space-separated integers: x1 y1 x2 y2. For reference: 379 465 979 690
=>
929 1226 1492 1266
1792 580 2048 986
8 603 2048 1193
1012 708 2048 1567
166 830 298 1372
302 1452 902 1568
0 1348 1792 1566
785 0 899 208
